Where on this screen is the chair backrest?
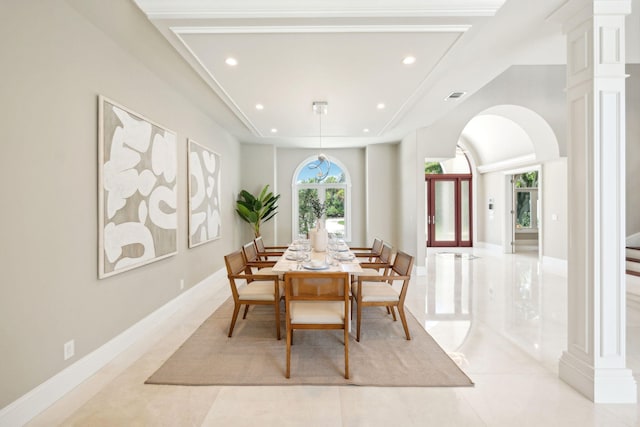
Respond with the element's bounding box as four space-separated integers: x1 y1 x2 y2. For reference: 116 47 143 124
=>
389 251 414 301
224 250 251 299
379 243 392 264
285 272 350 303
224 249 247 276
391 250 414 277
371 238 383 255
254 236 266 254
242 241 259 263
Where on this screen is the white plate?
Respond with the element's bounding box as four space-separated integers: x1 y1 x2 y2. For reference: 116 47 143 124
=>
288 246 303 251
336 246 350 252
336 253 355 261
302 262 329 270
285 254 299 260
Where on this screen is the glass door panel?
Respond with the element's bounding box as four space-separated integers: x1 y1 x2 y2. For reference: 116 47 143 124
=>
426 176 472 247
461 180 470 241
433 180 457 246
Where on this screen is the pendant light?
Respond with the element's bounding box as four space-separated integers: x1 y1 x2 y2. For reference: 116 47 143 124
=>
308 101 331 182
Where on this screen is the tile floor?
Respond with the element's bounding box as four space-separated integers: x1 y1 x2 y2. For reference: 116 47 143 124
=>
27 248 640 426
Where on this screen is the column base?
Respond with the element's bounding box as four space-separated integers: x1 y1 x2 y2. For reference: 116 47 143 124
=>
559 351 637 403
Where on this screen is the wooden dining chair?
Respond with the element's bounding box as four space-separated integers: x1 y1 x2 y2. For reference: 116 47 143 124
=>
352 237 383 261
242 241 278 275
352 250 414 342
254 236 287 261
224 250 284 340
354 242 393 278
284 271 351 379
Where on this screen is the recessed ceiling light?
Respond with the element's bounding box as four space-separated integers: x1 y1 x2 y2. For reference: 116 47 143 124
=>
402 56 416 65
377 103 386 110
255 104 264 110
225 57 238 66
363 128 370 133
270 128 278 133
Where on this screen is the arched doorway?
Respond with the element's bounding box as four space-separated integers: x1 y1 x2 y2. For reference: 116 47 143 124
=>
457 105 560 257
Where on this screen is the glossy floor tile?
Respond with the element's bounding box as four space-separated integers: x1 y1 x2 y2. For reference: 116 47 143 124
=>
27 248 640 426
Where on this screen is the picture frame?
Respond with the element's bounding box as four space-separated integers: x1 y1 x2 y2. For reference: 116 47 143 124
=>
98 95 178 278
188 139 222 247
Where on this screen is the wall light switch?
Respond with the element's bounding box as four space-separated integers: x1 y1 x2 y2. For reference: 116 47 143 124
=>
552 214 558 221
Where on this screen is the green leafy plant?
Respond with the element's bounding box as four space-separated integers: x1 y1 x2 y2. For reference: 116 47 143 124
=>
309 194 326 223
235 185 280 237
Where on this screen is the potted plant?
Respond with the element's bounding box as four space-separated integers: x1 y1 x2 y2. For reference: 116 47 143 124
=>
235 185 280 237
309 195 326 230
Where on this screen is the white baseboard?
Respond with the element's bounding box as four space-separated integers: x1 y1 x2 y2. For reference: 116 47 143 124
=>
559 351 637 403
0 268 226 427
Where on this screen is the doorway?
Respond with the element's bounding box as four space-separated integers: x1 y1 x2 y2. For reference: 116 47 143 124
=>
509 170 540 254
426 175 472 247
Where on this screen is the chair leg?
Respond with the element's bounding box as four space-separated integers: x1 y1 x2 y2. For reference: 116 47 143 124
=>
242 304 250 319
228 302 241 337
396 304 411 340
344 327 350 379
286 327 292 378
275 302 281 340
356 299 362 342
389 305 397 321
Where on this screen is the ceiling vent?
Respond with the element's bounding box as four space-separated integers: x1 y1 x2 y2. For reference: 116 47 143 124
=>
445 91 466 100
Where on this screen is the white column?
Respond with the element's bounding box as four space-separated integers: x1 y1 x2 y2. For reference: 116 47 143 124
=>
558 0 637 403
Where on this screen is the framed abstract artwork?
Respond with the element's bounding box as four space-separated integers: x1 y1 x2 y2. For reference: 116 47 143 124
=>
188 139 222 247
98 95 178 278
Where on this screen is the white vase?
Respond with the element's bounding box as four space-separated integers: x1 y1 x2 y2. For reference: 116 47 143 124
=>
312 220 328 252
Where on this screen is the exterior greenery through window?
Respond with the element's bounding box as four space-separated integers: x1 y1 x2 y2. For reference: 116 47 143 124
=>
294 158 349 239
425 162 444 174
514 171 538 229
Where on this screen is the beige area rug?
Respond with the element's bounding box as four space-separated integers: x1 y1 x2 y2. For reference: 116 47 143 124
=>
145 298 473 387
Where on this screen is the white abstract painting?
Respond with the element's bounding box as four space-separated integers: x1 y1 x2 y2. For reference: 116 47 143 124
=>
98 96 177 278
188 139 221 247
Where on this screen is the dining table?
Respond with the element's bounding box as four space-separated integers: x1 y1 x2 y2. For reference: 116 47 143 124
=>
271 240 364 275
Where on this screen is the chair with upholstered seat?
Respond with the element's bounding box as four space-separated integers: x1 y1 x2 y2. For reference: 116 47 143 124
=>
284 271 351 379
254 236 287 261
352 250 414 342
224 250 284 340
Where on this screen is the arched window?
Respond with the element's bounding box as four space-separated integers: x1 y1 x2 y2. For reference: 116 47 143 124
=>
292 156 351 241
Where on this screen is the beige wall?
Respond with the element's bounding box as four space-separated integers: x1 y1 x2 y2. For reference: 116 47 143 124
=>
0 0 241 408
239 144 401 248
366 144 399 247
239 144 278 244
274 147 367 246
